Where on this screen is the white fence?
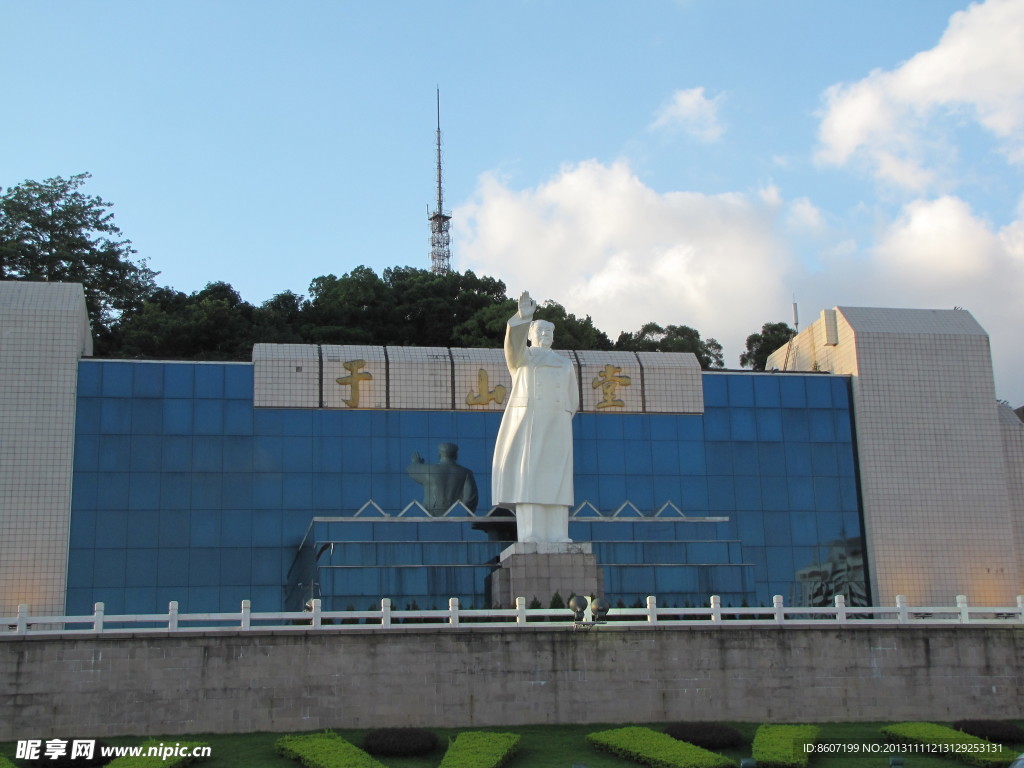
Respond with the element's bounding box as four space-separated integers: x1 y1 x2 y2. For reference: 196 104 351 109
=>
4 594 1024 637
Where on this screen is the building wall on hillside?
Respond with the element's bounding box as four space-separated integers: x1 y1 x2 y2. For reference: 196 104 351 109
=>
67 360 863 614
0 282 91 616
769 306 1020 605
999 404 1024 594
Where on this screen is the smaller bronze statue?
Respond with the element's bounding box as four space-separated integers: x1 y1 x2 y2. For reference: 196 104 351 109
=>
407 442 479 516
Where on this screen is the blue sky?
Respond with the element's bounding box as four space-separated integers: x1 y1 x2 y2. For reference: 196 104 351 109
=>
3 1 1023 404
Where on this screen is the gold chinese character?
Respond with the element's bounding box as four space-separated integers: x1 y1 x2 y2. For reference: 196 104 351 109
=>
336 359 373 408
466 368 507 407
592 364 631 409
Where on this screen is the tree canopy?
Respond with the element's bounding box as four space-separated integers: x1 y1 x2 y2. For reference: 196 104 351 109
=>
614 322 724 369
740 321 797 370
0 173 157 350
3 173 792 368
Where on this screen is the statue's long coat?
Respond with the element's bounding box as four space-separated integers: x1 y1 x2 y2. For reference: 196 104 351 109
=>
491 315 578 507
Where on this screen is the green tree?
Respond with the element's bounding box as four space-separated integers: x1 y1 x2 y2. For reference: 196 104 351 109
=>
114 281 258 360
615 322 724 368
302 266 391 345
0 173 157 350
534 300 613 351
740 321 797 370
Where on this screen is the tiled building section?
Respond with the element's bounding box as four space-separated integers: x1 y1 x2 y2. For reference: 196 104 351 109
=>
252 344 319 408
0 282 92 615
254 344 704 415
322 345 388 410
769 307 1021 605
999 404 1024 597
452 347 508 412
68 361 861 614
388 347 453 409
577 350 644 413
636 352 703 413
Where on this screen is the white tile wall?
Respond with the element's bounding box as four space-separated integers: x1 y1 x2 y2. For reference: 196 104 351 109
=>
999 404 1024 600
253 344 320 408
388 347 453 410
321 345 388 410
635 352 704 414
452 347 509 412
0 282 91 616
576 350 643 413
772 305 1021 605
253 344 705 415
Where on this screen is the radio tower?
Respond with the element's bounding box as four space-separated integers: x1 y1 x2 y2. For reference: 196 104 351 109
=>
428 88 452 275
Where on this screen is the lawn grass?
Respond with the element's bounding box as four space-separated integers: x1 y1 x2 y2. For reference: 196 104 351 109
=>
2 722 1022 768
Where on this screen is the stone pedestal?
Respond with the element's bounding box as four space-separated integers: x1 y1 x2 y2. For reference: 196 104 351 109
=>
490 542 603 608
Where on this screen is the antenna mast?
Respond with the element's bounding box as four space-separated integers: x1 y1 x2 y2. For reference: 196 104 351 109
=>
428 88 452 275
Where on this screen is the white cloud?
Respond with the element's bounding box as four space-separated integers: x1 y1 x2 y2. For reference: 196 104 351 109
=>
455 161 1024 404
830 195 1024 402
786 197 826 235
816 0 1024 185
455 159 794 357
649 87 725 142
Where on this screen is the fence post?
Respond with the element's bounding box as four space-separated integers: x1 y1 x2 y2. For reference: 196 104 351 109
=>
956 594 969 624
834 594 847 625
93 602 105 633
710 595 721 623
449 597 459 626
310 598 322 628
168 601 179 632
381 598 392 628
1017 595 1024 623
16 604 28 634
896 595 908 624
584 596 594 623
515 597 526 625
646 595 658 624
240 599 251 630
772 595 785 624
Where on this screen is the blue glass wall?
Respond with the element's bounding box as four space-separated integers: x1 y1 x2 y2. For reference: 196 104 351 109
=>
69 361 865 615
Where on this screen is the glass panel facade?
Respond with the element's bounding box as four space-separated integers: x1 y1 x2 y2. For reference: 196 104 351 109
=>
68 362 866 615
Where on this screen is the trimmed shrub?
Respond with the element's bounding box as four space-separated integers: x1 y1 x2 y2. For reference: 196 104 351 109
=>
954 721 1024 745
362 728 439 757
105 741 209 768
1 757 17 768
664 723 745 750
276 732 385 768
438 731 520 768
881 722 1016 767
751 724 819 768
587 726 737 768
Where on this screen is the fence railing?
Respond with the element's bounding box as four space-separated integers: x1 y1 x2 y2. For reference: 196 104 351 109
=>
4 594 1024 637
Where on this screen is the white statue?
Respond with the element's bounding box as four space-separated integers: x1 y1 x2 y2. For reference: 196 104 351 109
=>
491 291 579 543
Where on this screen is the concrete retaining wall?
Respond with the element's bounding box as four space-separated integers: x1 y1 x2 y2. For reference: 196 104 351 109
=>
3 626 1023 738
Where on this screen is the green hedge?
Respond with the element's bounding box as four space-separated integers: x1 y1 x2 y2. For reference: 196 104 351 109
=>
0 756 15 768
438 731 520 768
276 732 386 768
881 722 1016 767
106 740 210 768
751 724 820 768
586 726 737 768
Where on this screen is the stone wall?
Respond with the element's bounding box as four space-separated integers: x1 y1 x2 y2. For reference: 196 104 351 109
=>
3 626 1022 738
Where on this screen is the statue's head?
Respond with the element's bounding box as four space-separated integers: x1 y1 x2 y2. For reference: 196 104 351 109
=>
438 442 459 460
529 320 555 349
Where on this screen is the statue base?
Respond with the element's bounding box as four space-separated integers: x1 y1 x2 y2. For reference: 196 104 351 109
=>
490 542 603 608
